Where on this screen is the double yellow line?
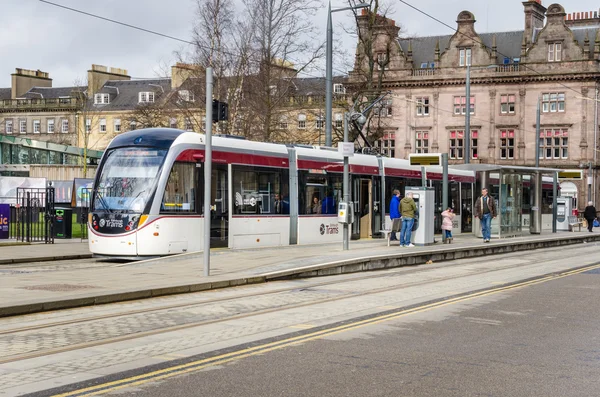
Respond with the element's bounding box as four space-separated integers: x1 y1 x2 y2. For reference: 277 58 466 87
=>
53 262 600 397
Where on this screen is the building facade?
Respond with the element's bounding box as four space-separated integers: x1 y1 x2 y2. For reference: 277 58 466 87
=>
352 1 600 206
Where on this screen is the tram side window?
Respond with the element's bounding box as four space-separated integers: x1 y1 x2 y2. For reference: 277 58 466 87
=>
298 172 342 215
161 162 197 213
233 166 289 215
384 177 406 214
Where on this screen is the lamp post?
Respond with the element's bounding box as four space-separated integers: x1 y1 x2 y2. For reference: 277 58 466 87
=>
464 64 497 164
325 1 370 147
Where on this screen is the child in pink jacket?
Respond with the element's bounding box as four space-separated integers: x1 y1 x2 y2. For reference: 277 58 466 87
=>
441 208 455 244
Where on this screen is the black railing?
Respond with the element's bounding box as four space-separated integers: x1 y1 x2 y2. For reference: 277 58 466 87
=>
12 187 55 243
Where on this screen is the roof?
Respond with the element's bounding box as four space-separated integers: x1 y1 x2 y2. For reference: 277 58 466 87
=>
450 164 562 174
22 86 82 99
90 78 172 111
0 88 11 100
291 76 347 96
399 28 598 68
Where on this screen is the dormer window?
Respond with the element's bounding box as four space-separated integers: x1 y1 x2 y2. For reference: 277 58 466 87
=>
376 53 388 70
459 48 472 67
548 42 562 62
333 84 345 94
94 93 110 105
178 90 194 102
138 92 155 103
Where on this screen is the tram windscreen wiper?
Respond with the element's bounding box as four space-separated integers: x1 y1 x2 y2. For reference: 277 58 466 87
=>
94 188 112 213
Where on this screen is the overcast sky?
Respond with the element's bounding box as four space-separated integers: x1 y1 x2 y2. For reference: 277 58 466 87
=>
1 0 599 87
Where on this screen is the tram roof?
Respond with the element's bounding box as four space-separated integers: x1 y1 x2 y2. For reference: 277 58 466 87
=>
450 164 562 174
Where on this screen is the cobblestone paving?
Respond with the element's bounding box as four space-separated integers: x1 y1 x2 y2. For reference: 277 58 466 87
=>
0 245 597 395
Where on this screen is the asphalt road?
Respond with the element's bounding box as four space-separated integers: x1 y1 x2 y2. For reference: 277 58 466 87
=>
42 260 600 397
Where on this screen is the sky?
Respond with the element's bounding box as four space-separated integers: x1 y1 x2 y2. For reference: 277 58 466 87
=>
1 0 599 88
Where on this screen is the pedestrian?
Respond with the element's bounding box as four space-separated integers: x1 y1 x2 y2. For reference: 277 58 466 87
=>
308 195 321 214
584 201 597 232
389 189 401 241
474 188 497 243
399 192 417 247
441 207 455 244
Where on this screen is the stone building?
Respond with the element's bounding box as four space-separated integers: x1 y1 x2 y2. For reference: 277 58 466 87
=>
353 1 600 206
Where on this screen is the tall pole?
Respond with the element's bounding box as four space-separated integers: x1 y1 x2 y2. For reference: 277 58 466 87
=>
203 67 213 277
343 112 350 250
325 1 333 147
588 161 592 204
465 64 471 164
535 96 540 168
594 87 598 205
552 171 558 233
442 153 449 243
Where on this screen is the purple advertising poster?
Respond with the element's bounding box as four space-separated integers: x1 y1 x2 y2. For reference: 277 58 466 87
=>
0 204 9 239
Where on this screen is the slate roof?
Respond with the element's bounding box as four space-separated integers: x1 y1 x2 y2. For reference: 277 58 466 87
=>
22 86 82 99
291 76 347 96
399 28 599 68
0 88 11 100
90 78 172 111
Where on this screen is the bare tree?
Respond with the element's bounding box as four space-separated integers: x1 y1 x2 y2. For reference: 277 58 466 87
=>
343 0 402 150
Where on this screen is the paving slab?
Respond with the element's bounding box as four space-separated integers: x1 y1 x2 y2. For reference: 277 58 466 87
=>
0 232 598 317
0 239 91 264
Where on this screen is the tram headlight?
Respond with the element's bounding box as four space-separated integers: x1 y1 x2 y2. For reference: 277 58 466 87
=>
138 214 149 227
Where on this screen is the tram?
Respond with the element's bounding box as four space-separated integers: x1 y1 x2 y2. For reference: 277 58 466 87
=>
88 128 477 258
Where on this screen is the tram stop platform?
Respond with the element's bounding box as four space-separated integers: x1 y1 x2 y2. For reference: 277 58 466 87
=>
1 231 600 318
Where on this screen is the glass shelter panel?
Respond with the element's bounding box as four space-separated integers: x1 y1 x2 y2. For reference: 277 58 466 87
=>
499 173 523 237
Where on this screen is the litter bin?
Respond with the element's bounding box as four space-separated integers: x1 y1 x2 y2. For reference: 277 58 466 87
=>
54 208 73 239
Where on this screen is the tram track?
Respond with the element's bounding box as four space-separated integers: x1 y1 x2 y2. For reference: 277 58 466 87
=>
0 251 552 365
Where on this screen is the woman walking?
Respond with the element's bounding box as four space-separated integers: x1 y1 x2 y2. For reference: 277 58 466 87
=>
441 208 455 243
584 201 597 232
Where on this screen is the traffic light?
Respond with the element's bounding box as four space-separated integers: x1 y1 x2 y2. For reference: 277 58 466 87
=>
212 100 229 122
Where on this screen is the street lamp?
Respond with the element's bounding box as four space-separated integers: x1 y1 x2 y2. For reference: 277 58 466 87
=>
325 1 370 147
464 64 497 164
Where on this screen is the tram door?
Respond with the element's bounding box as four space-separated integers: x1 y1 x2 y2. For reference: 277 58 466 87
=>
351 177 373 239
210 164 229 248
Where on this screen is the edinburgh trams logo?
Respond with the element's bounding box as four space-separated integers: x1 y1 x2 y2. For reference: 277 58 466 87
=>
320 223 339 235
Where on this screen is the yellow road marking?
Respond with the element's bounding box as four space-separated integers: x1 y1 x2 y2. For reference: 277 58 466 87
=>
53 262 600 397
288 324 316 329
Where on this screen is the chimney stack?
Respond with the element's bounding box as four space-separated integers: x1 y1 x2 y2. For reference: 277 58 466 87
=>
522 1 547 46
87 64 130 96
11 68 52 99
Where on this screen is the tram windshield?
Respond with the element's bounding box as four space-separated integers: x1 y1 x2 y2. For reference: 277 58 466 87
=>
93 148 167 212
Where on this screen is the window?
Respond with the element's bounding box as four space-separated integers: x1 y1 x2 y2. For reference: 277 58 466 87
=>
5 120 13 134
542 93 565 113
61 119 69 133
500 94 516 114
298 113 307 129
94 93 110 104
459 48 472 66
500 130 515 159
19 120 26 134
540 128 568 159
99 118 107 133
454 96 475 115
335 113 343 129
298 172 342 215
114 118 121 132
130 121 137 131
161 162 197 213
170 118 178 129
316 116 324 129
278 116 288 130
85 118 91 133
33 120 40 134
548 42 562 62
184 118 193 131
333 84 345 94
416 97 429 116
449 130 478 159
415 131 429 153
47 119 55 133
138 91 155 103
233 166 289 215
178 90 194 102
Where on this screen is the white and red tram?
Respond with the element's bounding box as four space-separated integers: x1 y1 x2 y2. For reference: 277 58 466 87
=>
88 128 476 258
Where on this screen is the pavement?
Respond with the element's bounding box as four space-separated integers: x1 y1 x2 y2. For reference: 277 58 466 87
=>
1 231 599 317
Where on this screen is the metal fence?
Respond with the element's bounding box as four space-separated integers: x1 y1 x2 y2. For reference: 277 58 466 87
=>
11 187 55 243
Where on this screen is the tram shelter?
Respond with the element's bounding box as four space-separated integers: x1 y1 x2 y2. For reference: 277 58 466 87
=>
451 164 562 238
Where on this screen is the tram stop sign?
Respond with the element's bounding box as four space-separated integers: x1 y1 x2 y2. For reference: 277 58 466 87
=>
338 142 354 157
409 153 441 166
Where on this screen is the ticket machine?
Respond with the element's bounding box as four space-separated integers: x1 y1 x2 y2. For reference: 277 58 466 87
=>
555 197 572 231
406 187 435 245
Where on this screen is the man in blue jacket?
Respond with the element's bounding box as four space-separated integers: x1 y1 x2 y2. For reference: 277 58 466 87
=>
389 189 401 241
